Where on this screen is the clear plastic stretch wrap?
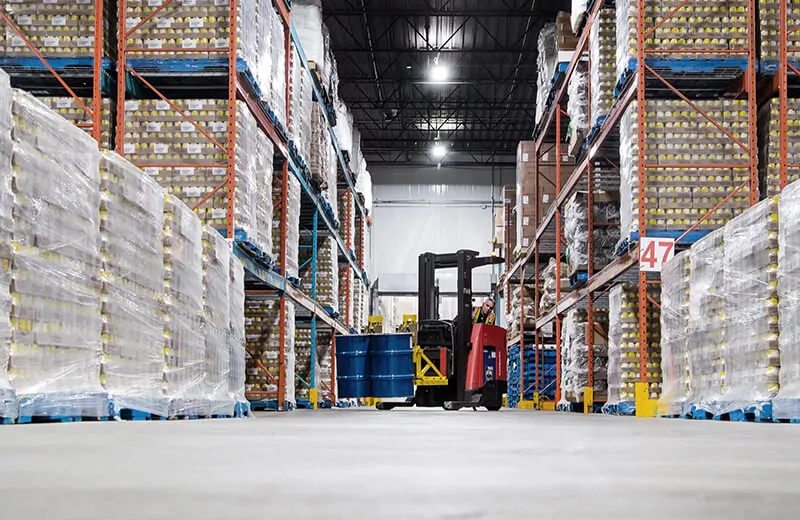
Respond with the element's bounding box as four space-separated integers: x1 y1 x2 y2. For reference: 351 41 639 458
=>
162 194 207 416
315 330 333 392
39 98 113 149
535 23 557 125
507 284 535 337
269 3 287 127
202 226 234 416
99 152 168 417
338 264 353 328
688 229 725 413
300 237 339 310
559 309 608 404
125 0 257 61
123 100 273 255
244 298 296 406
2 0 113 59
327 132 339 216
762 99 800 197
659 250 692 416
0 71 14 419
293 1 325 74
228 254 247 405
539 258 569 313
310 103 332 188
721 197 779 414
618 100 750 243
606 284 635 407
8 91 106 418
567 61 589 138
334 100 354 154
294 326 312 401
776 181 800 418
615 0 749 81
290 45 314 163
564 191 620 276
272 169 301 279
571 0 588 33
589 8 616 128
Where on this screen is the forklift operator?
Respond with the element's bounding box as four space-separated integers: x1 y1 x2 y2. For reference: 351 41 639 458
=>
473 298 496 325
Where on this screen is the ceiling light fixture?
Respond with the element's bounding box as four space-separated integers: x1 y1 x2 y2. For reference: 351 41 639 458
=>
431 143 447 159
429 55 448 83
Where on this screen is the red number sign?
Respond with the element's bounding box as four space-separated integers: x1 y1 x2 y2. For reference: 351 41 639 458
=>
639 238 675 272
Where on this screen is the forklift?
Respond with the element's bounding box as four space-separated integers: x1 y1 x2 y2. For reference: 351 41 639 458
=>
377 250 508 411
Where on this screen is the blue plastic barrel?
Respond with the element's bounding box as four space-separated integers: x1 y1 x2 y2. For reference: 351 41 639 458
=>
335 335 371 398
369 333 414 398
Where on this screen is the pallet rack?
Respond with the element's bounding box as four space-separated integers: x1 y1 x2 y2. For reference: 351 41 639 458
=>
501 0 762 415
0 0 372 412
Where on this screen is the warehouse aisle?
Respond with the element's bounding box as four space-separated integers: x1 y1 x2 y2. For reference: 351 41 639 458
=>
0 410 798 519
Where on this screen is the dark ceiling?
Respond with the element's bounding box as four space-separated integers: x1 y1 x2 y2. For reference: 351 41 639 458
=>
323 0 569 167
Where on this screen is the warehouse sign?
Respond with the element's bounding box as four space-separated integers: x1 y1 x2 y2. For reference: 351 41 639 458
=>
639 237 675 273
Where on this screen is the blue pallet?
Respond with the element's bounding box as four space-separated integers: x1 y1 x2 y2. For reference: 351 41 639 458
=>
688 403 773 423
0 56 113 71
616 229 711 256
17 392 112 423
18 415 111 424
295 398 314 409
0 417 13 425
118 408 168 421
602 401 636 416
249 399 279 411
287 276 301 288
615 58 749 97
760 60 800 76
234 401 251 418
127 57 250 74
322 306 340 318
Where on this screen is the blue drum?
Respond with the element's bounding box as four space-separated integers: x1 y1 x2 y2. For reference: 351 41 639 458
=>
335 335 371 398
369 333 414 398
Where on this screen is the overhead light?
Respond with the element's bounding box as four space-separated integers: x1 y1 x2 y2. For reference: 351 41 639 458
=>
406 65 412 70
429 63 449 83
431 143 447 159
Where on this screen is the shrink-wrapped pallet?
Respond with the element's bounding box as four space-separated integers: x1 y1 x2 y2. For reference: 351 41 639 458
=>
658 250 692 416
38 97 112 149
589 8 616 128
721 197 779 413
761 99 800 197
564 191 620 276
299 236 339 310
228 254 247 407
272 168 301 279
162 194 207 416
0 71 14 419
559 309 608 404
99 152 167 417
244 298 295 406
535 23 557 125
290 45 313 163
8 91 106 418
202 226 234 416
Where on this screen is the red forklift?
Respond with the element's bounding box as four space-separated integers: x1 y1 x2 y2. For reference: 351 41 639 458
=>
378 250 508 411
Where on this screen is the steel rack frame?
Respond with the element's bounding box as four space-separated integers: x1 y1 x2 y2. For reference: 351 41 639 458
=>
501 0 760 415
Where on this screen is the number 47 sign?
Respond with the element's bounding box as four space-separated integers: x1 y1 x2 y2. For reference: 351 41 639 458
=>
639 237 675 273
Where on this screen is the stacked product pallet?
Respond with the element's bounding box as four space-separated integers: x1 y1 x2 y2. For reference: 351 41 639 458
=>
272 168 301 280
619 99 751 243
290 46 314 164
776 181 800 418
337 264 353 328
761 99 800 196
202 226 234 416
299 237 339 311
8 91 107 419
687 229 726 414
294 327 312 402
99 152 168 417
658 250 692 416
605 283 662 412
0 71 14 421
539 258 569 313
760 0 800 61
564 191 620 281
315 330 333 399
228 254 248 413
566 60 588 155
0 0 114 59
507 284 535 338
721 197 780 413
535 13 577 125
559 308 608 404
38 98 112 149
162 194 207 417
615 0 749 82
244 297 296 406
310 104 332 192
123 99 273 255
589 7 616 129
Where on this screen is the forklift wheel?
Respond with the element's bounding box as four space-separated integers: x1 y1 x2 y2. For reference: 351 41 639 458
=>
376 403 395 411
486 405 501 411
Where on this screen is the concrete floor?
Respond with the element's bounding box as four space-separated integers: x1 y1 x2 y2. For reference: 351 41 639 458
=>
1 410 799 519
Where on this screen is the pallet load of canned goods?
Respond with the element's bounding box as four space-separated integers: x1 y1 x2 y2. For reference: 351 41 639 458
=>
8 91 107 419
162 194 207 417
619 99 751 245
589 7 616 129
0 71 14 422
272 168 301 280
759 0 800 61
564 191 620 281
228 254 247 414
294 327 312 402
99 152 168 417
299 237 339 311
123 99 273 255
202 226 234 416
0 0 114 59
558 308 608 405
658 250 692 416
244 298 295 406
38 98 112 149
290 46 314 164
721 197 779 415
760 99 800 197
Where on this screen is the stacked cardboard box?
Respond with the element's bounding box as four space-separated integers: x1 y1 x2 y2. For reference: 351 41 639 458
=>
162 194 207 416
1 0 114 59
590 8 616 128
658 249 692 416
299 237 339 310
494 186 516 257
616 0 749 80
605 283 662 407
228 254 247 409
722 197 780 412
619 100 751 241
8 91 106 418
535 15 578 125
760 0 800 61
123 99 273 256
687 229 725 413
244 297 295 406
0 71 14 419
202 226 234 416
761 99 800 197
272 168 301 279
559 308 608 403
38 97 112 149
99 152 168 417
564 191 620 277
